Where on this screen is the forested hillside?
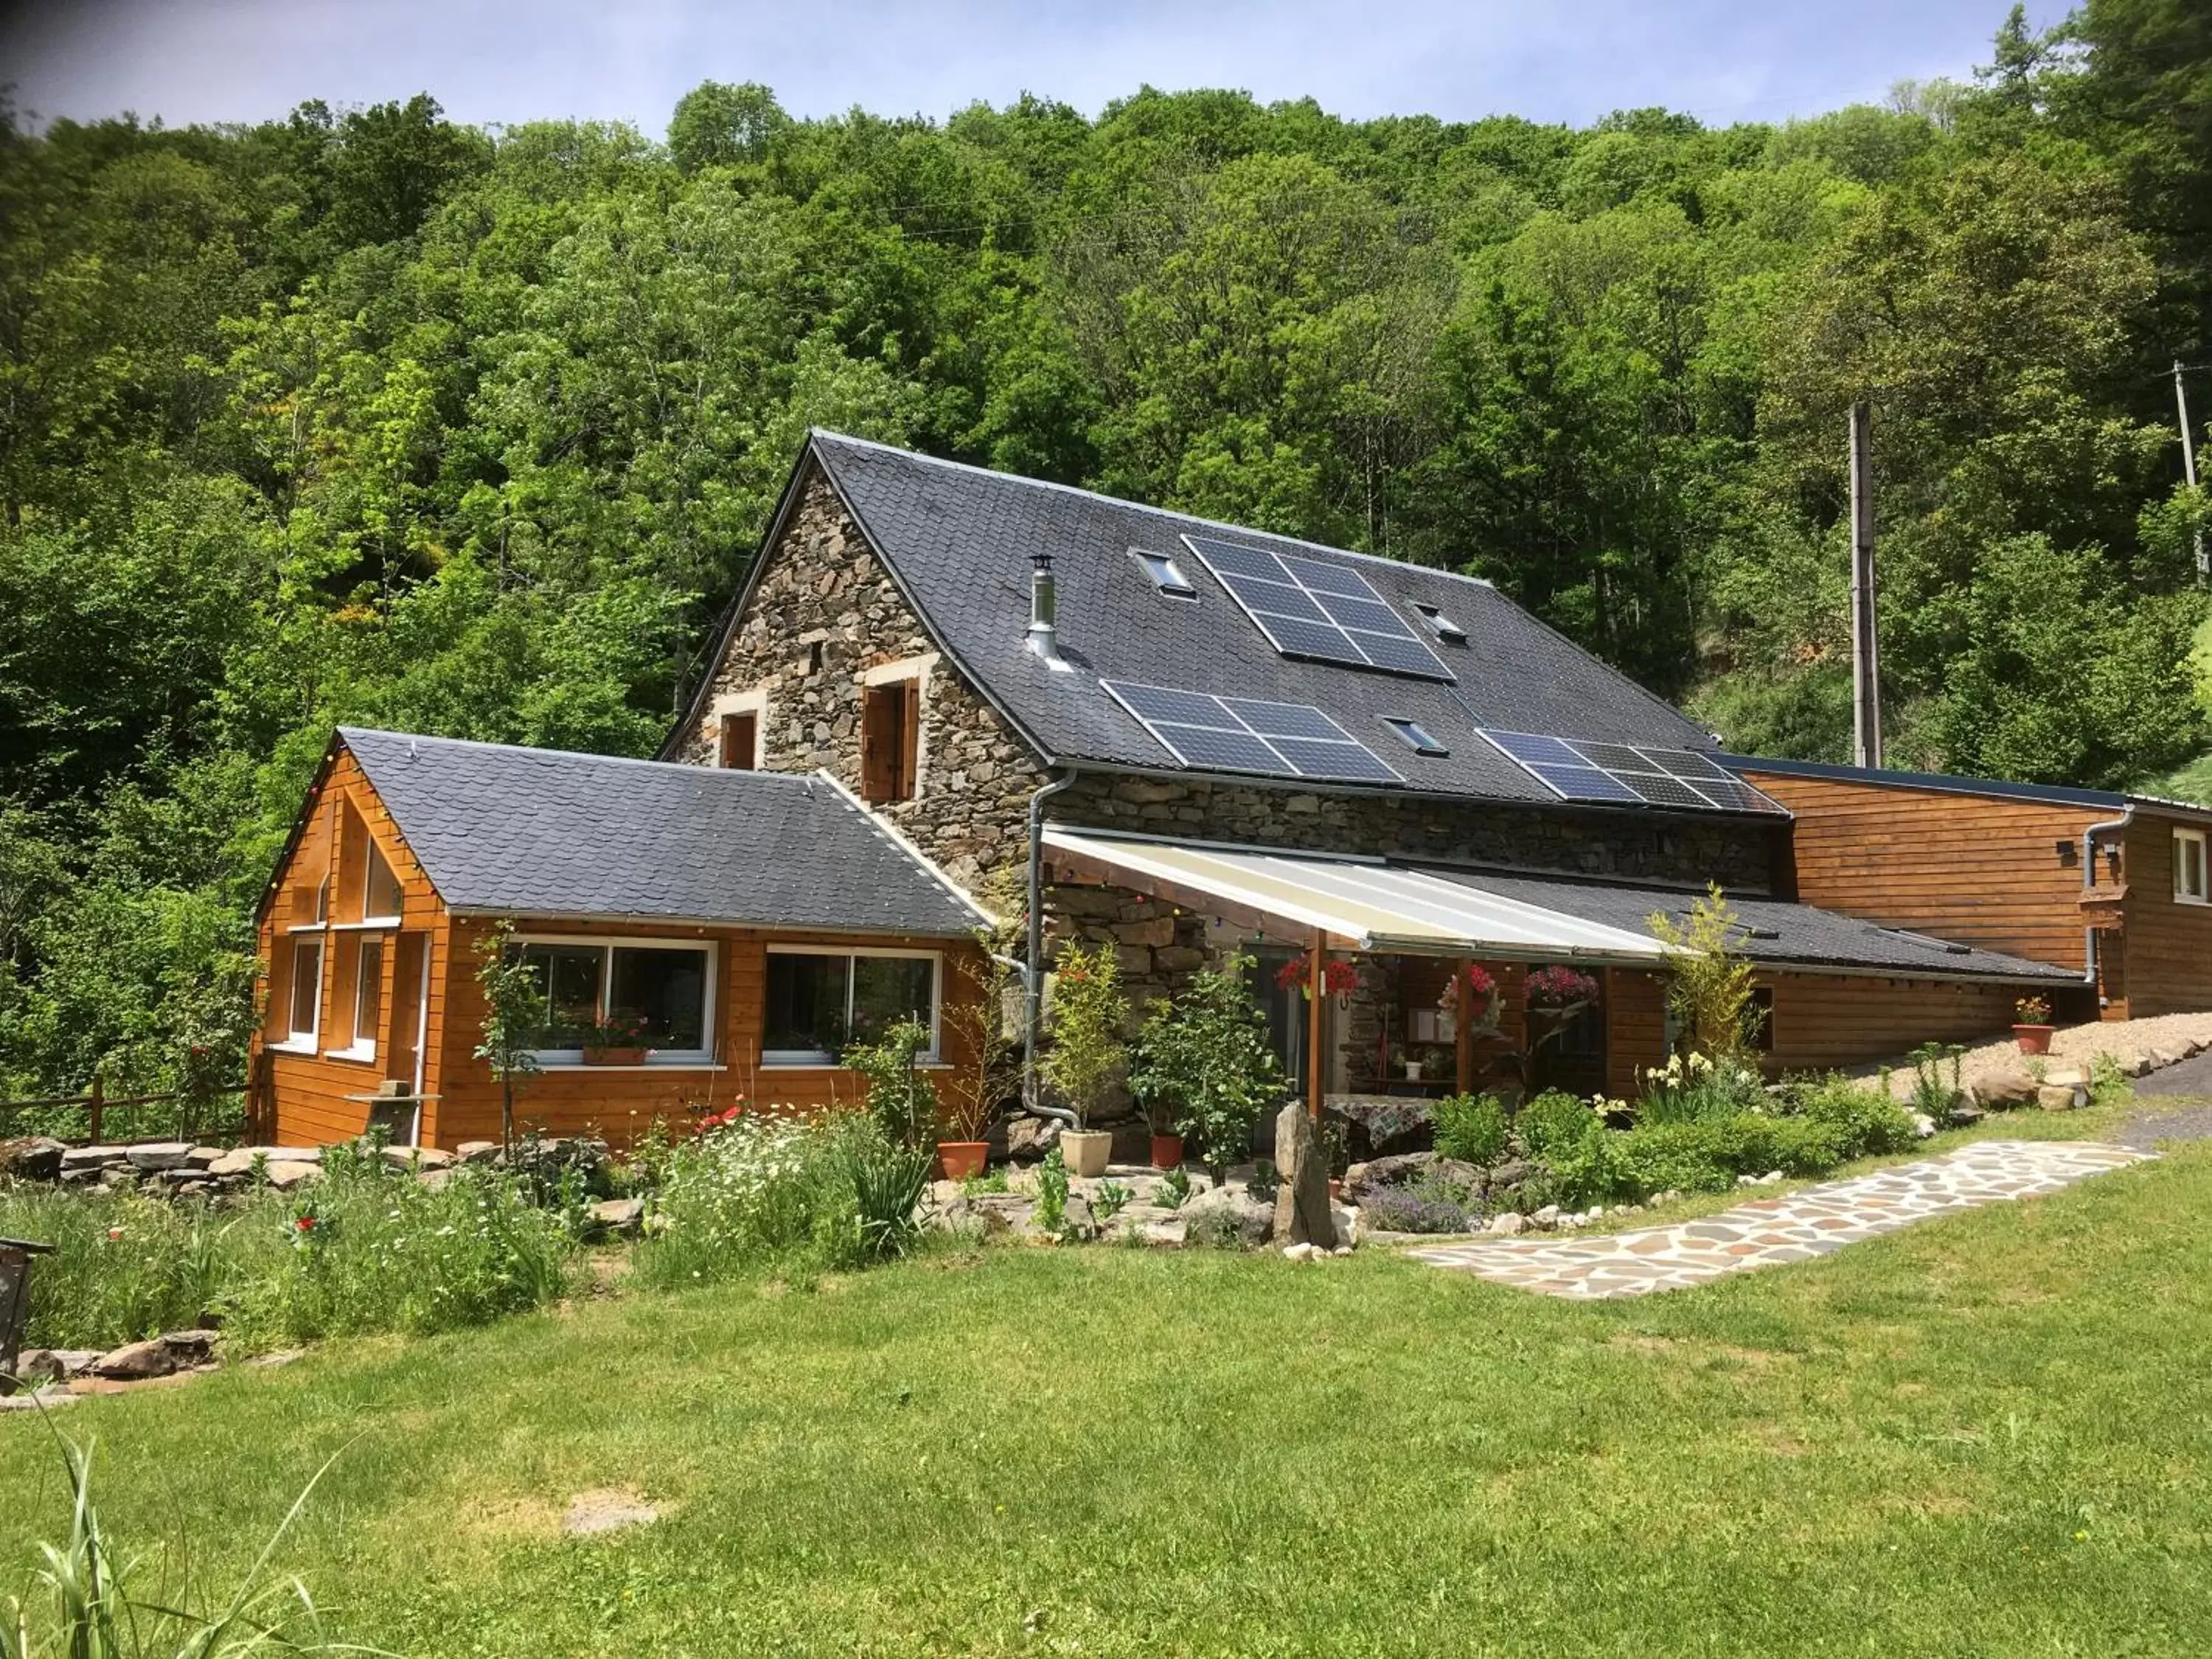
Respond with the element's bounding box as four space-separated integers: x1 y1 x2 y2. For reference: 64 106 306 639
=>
3 1 2209 1097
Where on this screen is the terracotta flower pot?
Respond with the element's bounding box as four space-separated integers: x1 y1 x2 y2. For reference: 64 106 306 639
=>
582 1046 647 1066
1062 1128 1113 1178
1150 1133 1183 1171
2014 1023 2054 1057
938 1140 988 1181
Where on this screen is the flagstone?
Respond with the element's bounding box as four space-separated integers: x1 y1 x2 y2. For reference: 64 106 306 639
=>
1407 1139 2152 1298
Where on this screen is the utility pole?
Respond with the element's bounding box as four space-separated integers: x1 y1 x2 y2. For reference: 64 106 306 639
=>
2176 358 2205 585
1848 399 1882 771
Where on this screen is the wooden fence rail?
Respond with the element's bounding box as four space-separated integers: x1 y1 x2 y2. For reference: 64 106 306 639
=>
0 1075 253 1147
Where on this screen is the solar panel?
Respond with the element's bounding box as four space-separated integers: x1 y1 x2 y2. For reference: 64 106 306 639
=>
1102 680 1404 785
1183 534 1454 682
1477 729 1787 815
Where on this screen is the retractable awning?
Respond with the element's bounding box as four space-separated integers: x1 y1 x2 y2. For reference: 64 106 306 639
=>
1041 827 1678 964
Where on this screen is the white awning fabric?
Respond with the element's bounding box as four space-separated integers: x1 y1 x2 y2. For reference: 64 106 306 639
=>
1042 828 1679 963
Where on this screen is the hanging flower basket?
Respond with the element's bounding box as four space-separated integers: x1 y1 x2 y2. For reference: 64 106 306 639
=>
1525 965 1601 1009
1275 956 1359 1001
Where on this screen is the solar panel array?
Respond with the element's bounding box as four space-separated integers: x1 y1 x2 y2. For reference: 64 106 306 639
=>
1102 681 1403 785
1182 534 1454 681
1478 730 1787 815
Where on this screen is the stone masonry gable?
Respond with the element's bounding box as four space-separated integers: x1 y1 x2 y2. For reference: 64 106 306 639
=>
670 465 1047 892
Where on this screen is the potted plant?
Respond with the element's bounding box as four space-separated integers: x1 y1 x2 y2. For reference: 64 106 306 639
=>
582 1012 650 1065
1130 953 1285 1190
2014 995 2056 1056
936 944 1018 1180
1041 940 1128 1178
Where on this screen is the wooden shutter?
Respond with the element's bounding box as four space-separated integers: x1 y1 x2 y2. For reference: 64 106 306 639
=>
719 712 757 770
862 689 896 802
894 681 919 799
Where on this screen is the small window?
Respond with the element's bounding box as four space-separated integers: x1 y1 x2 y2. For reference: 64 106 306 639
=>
364 844 403 922
862 681 920 804
1380 717 1448 757
764 949 939 1065
1411 602 1467 644
718 710 759 770
348 935 385 1059
1130 548 1197 599
287 937 323 1045
2175 829 2208 905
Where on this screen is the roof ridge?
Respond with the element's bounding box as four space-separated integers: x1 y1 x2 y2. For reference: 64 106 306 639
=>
338 726 821 787
807 428 1500 594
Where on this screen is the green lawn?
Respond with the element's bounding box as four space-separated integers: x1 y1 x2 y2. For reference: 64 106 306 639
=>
5 1135 2211 1656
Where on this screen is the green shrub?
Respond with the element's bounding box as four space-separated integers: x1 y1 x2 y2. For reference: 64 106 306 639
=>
1433 1093 1508 1164
636 1110 928 1287
1517 1091 1603 1161
842 1016 939 1150
228 1151 580 1346
1635 1051 1767 1124
0 1186 268 1350
1035 1145 1069 1233
1790 1074 1918 1155
1 1150 579 1352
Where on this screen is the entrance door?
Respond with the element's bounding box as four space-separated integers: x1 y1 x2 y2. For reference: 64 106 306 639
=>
1245 947 1309 1091
380 932 431 1144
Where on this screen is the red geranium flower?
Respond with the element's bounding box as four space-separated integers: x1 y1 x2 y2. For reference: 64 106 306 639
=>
294 1215 315 1232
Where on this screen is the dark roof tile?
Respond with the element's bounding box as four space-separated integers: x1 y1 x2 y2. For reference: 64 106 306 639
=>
340 728 984 937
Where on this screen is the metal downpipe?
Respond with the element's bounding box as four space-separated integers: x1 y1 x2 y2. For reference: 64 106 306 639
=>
2080 806 2135 1006
1023 768 1079 1124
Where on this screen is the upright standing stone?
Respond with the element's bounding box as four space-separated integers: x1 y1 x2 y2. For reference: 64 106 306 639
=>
1273 1102 1338 1248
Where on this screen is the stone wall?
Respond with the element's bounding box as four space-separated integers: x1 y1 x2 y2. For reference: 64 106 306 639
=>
670 467 1047 892
1051 772 1775 891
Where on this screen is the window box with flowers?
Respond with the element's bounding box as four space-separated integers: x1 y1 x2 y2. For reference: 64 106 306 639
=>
582 1013 652 1066
2013 995 2055 1057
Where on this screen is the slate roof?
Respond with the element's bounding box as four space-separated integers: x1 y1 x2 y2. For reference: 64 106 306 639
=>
792 432 1724 811
338 728 984 937
1419 866 2079 984
1728 753 2212 825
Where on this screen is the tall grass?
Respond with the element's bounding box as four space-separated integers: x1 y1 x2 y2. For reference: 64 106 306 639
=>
633 1110 931 1288
1 1426 375 1658
0 1150 580 1352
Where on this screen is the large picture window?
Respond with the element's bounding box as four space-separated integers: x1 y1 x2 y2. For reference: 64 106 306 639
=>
764 948 939 1065
512 937 715 1063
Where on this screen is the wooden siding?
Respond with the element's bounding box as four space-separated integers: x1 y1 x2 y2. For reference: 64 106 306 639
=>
255 748 447 1146
1759 971 2018 1074
1604 969 1669 1099
430 916 986 1149
1743 770 2103 973
257 744 987 1150
2117 816 2212 1018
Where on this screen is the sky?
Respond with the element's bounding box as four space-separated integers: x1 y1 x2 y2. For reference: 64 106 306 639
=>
0 0 2068 136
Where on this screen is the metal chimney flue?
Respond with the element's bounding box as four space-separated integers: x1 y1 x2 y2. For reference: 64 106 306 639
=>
1026 550 1074 672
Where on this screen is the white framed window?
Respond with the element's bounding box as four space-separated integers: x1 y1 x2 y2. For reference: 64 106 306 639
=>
1130 547 1197 599
283 936 324 1050
763 945 941 1066
2176 829 2208 905
510 935 717 1065
330 934 385 1062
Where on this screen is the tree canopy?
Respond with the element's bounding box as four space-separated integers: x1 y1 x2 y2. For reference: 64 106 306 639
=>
5 7 2212 1096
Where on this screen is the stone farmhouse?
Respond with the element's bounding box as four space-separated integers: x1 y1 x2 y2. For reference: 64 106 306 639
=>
251 430 2212 1152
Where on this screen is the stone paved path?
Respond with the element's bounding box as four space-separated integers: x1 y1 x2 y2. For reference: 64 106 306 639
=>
1407 1139 2152 1299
